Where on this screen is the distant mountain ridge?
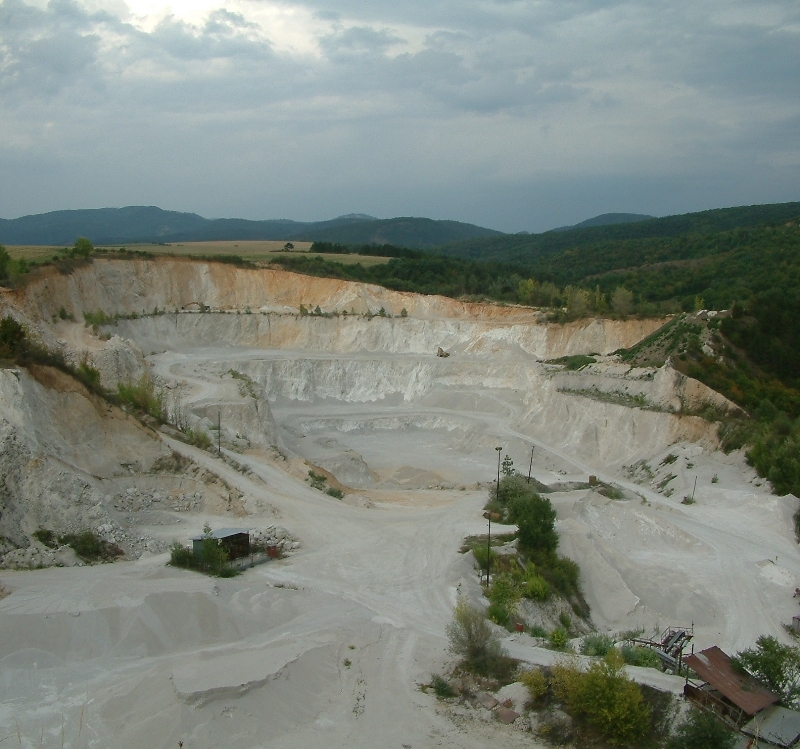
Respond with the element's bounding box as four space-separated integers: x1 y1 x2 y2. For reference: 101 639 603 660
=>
551 213 655 232
0 206 500 249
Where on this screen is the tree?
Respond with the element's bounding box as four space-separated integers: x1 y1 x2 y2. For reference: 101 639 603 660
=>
283 242 294 251
735 635 800 706
0 245 10 281
518 278 539 305
73 237 94 257
501 454 515 476
0 315 26 359
512 492 558 555
612 286 634 317
196 523 229 573
667 708 736 749
566 286 589 317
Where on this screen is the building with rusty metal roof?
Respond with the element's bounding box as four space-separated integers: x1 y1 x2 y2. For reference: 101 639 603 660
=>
684 646 779 725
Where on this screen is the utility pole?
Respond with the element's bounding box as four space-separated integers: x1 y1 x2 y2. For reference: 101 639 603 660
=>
691 476 697 503
217 410 221 456
527 446 534 484
486 446 502 586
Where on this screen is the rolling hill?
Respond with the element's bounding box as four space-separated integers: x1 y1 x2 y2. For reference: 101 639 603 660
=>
0 207 500 249
550 212 655 232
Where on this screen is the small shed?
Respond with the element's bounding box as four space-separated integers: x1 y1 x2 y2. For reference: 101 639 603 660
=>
684 646 779 724
191 528 251 560
742 705 800 748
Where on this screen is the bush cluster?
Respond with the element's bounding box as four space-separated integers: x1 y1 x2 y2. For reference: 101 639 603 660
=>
34 528 124 562
445 600 517 680
551 651 651 746
117 376 165 420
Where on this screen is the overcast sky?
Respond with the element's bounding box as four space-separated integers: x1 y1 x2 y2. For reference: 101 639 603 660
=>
1 0 798 232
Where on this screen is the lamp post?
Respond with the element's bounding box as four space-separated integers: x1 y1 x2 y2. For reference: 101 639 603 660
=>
527 446 534 484
486 446 502 586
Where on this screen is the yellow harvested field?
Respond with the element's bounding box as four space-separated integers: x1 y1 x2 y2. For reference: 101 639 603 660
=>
4 245 61 262
5 240 391 266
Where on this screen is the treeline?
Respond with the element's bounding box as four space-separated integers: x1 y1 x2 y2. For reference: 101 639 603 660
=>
275 222 800 318
271 254 653 318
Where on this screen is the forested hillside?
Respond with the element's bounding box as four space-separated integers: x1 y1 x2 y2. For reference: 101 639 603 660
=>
439 201 800 263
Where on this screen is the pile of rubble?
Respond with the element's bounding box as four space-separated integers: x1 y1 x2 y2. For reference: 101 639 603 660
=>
95 522 169 558
252 525 300 554
112 487 203 513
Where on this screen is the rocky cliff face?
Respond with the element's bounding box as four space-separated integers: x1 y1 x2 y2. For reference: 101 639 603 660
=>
0 366 168 563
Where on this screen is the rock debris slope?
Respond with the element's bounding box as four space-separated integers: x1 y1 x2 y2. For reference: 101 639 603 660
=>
0 258 797 748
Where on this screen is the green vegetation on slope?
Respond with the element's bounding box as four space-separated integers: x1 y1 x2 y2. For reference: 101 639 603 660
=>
616 308 800 500
439 201 800 262
270 252 536 302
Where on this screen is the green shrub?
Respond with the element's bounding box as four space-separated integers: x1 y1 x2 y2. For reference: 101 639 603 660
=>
72 237 94 258
549 627 569 650
83 309 115 327
580 633 615 657
431 674 457 698
471 544 499 573
117 376 165 420
577 651 651 745
326 487 344 499
554 651 651 746
522 572 550 600
185 427 212 449
446 599 515 679
559 611 572 631
486 602 511 626
58 531 124 562
490 573 521 608
520 668 548 701
33 528 57 548
192 524 232 575
667 707 736 749
0 315 25 358
76 358 102 391
621 644 662 669
169 541 194 568
0 245 9 281
309 470 328 491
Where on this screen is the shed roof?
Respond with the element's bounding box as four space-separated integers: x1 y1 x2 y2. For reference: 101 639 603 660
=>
742 705 800 748
190 528 251 541
685 646 779 716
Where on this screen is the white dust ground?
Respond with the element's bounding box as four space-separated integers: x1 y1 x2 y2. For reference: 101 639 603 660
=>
1 262 798 748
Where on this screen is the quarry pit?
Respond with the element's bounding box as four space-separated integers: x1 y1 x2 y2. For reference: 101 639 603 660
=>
1 258 798 748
